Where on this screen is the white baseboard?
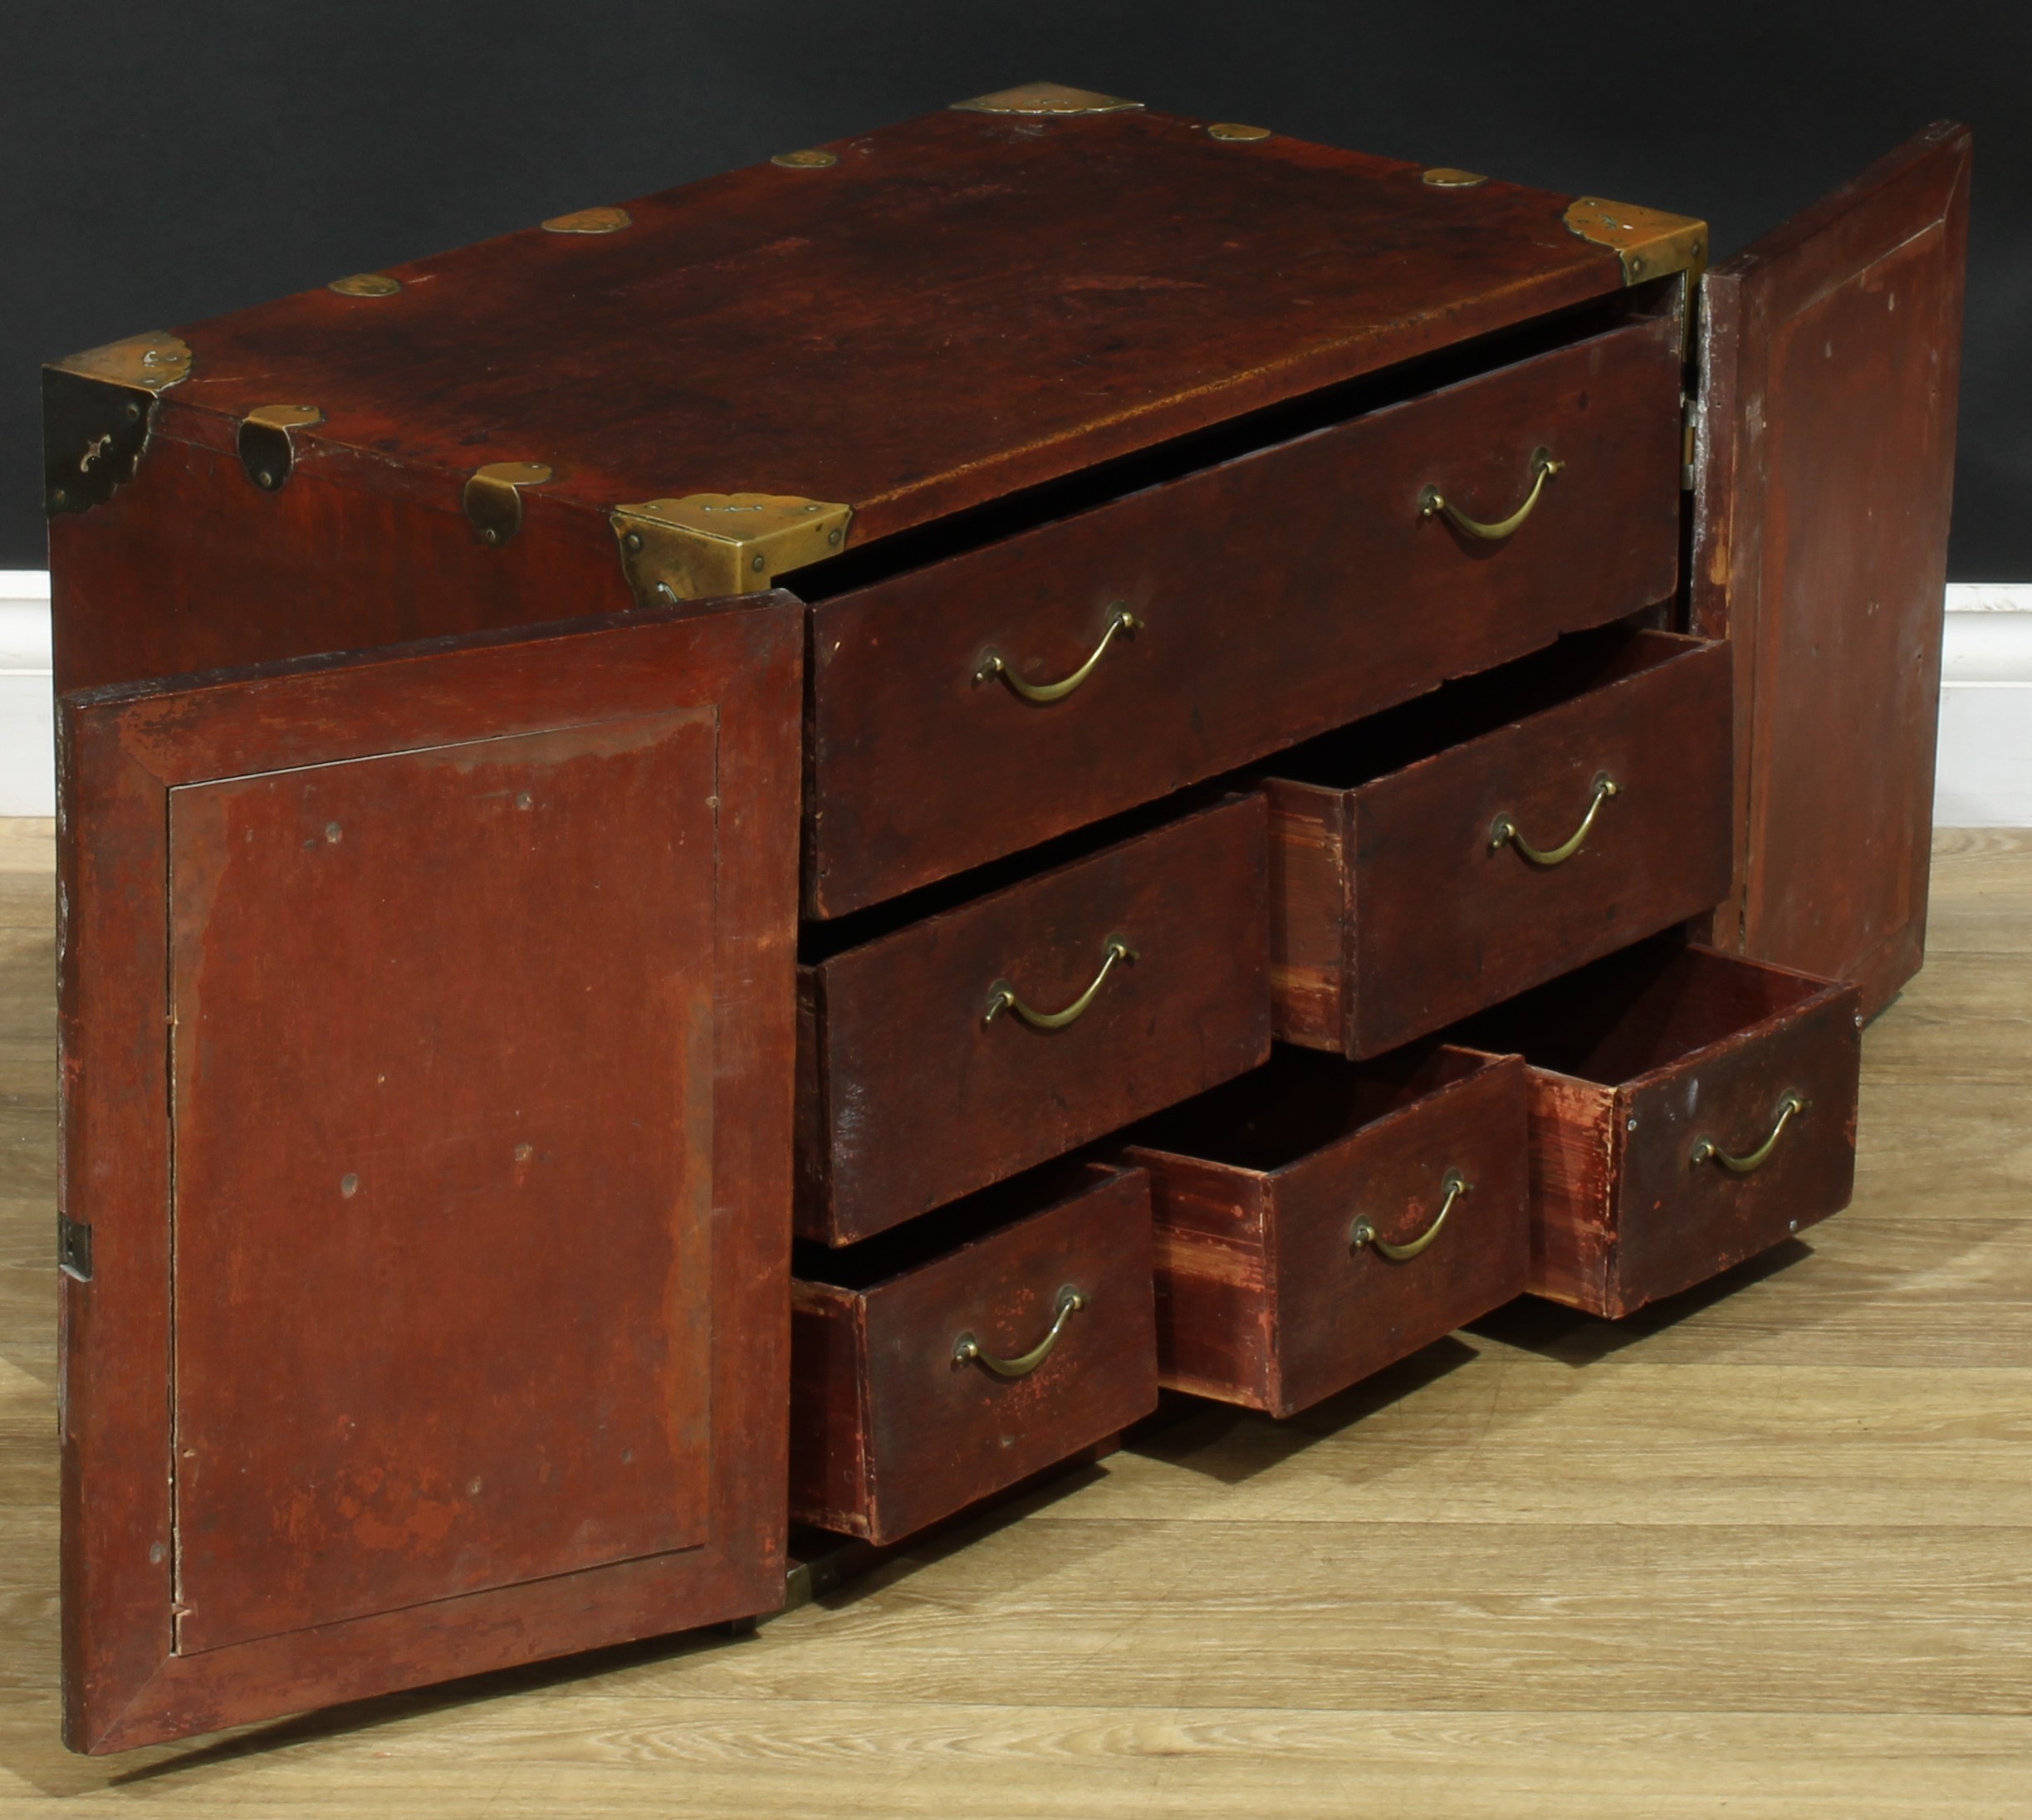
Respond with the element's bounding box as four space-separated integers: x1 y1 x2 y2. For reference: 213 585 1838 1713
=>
1936 583 2032 826
0 572 2026 824
0 572 51 818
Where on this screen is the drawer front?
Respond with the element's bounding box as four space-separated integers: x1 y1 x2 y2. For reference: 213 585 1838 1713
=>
806 311 1685 917
1613 976 1861 1312
789 1167 1157 1544
1271 632 1734 1058
1128 1049 1529 1417
1492 944 1865 1318
799 795 1270 1245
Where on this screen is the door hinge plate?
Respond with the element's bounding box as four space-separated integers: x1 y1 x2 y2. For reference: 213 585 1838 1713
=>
463 462 555 546
238 404 325 492
610 494 853 605
58 1212 93 1282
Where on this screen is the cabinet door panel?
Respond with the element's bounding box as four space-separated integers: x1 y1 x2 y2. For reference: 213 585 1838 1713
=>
58 596 801 1751
1692 124 1970 1014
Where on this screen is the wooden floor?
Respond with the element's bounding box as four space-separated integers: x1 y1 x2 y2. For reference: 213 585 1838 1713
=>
2 824 2028 1816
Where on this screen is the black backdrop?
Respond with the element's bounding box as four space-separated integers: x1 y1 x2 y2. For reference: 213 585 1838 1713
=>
4 0 2025 575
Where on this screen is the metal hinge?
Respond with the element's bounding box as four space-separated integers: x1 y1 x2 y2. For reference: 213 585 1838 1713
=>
1681 393 1701 491
58 1212 93 1282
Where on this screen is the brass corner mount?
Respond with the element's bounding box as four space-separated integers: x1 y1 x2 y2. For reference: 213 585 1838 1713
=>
952 82 1143 116
44 333 194 516
1563 196 1710 286
610 494 854 606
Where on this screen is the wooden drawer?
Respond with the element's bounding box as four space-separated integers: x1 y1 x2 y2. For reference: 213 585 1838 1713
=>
1459 939 1863 1319
1121 1045 1529 1418
805 311 1685 917
789 1162 1158 1544
1267 627 1733 1059
796 794 1271 1245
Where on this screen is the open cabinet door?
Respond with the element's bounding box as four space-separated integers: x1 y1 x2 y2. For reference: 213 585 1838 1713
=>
1692 123 1971 1016
56 596 801 1753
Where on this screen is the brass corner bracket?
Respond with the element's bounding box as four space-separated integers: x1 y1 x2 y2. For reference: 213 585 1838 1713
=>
238 404 324 492
464 462 554 546
1563 197 1710 287
610 494 854 605
952 82 1143 116
44 333 193 516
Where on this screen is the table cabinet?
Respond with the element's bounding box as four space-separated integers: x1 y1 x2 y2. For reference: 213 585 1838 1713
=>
43 84 1967 1751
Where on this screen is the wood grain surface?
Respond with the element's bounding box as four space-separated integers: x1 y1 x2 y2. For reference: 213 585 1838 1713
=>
51 599 805 1753
91 104 1632 563
1693 124 1970 1016
2 828 2028 1813
805 315 1682 915
1266 627 1733 1057
796 795 1270 1243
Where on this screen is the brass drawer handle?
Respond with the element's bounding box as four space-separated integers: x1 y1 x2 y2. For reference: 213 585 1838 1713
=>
974 605 1140 702
1352 1172 1467 1263
1491 772 1618 866
985 937 1137 1030
1419 447 1564 541
1692 1096 1806 1175
954 1285 1088 1378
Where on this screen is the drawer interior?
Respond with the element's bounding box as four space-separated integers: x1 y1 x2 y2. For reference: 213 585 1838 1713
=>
1459 937 1834 1085
792 1157 1120 1290
1264 624 1702 793
1125 1044 1492 1172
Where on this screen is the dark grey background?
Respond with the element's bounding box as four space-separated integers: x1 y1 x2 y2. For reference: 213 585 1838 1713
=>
4 0 2025 575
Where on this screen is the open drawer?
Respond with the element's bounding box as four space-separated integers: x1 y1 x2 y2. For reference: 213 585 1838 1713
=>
789 1161 1157 1545
1457 938 1863 1319
796 793 1269 1245
1120 1045 1529 1417
1266 624 1732 1058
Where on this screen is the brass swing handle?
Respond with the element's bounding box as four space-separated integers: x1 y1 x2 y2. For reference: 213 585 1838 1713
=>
1352 1172 1468 1263
1691 1096 1806 1175
953 1285 1088 1378
985 938 1137 1030
1491 774 1619 867
1419 448 1565 541
974 606 1140 702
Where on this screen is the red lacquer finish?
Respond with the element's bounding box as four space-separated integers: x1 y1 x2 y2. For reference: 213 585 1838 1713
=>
1692 124 1970 1015
58 595 802 1752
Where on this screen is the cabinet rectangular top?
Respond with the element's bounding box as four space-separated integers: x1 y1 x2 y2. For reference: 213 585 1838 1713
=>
71 86 1697 553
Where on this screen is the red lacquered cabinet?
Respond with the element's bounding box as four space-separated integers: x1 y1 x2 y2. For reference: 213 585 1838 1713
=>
44 82 1966 1750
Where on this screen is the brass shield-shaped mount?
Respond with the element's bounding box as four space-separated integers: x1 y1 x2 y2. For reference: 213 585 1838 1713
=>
44 332 193 516
611 494 853 604
952 82 1143 115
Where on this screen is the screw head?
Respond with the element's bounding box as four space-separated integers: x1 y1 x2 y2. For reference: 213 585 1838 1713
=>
751 554 766 572
1626 1116 1638 1131
828 528 843 546
625 532 644 553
